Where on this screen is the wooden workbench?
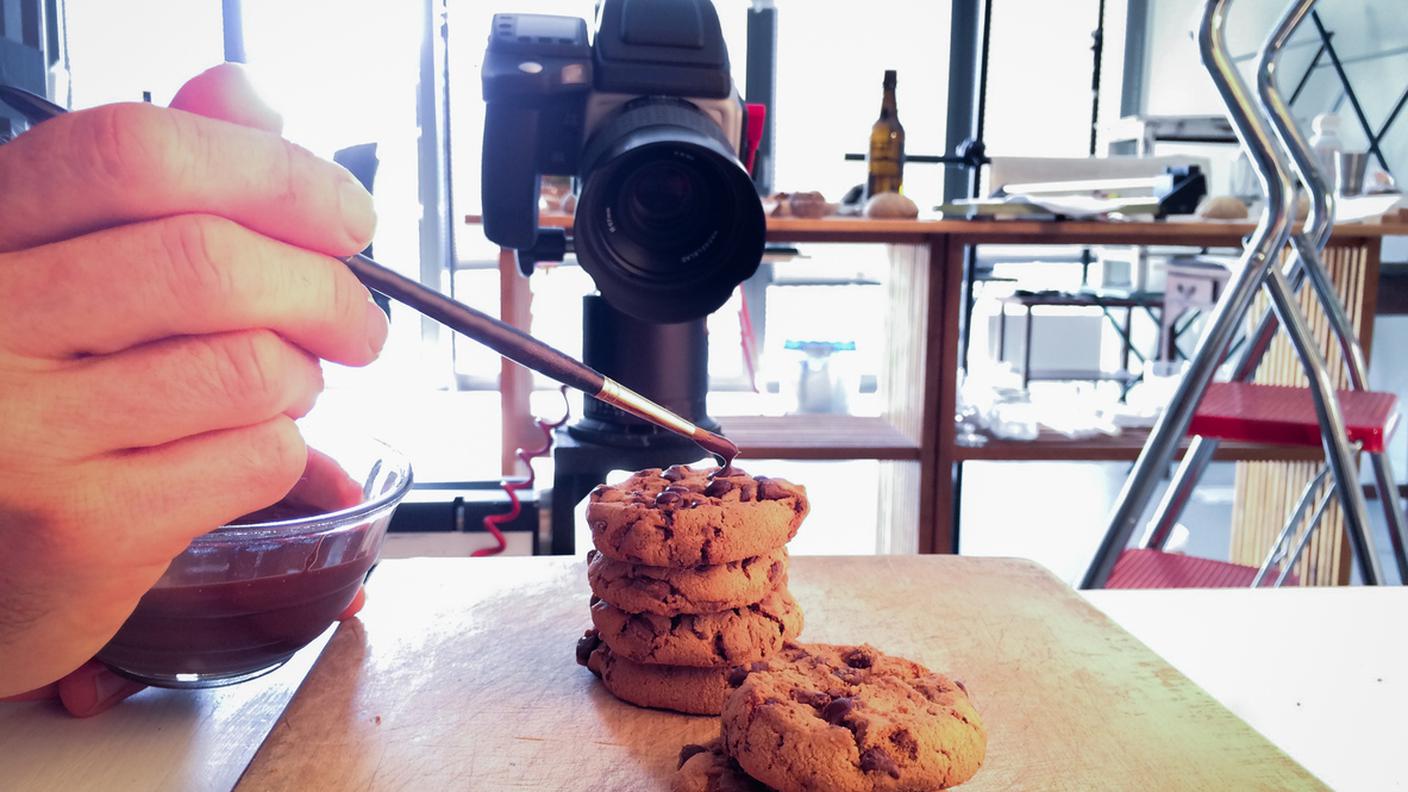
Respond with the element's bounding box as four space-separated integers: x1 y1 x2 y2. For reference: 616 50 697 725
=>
236 555 1322 790
9 555 1408 789
473 213 1408 562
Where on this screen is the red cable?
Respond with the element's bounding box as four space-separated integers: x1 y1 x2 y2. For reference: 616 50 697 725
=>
738 288 760 392
475 387 571 557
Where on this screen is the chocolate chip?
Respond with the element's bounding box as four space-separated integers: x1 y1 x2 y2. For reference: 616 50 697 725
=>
859 747 901 779
889 729 920 760
830 667 863 685
662 465 689 482
727 666 751 687
677 743 709 769
758 480 792 501
586 549 597 562
791 689 831 708
589 485 611 500
663 484 692 494
654 491 682 507
843 648 874 669
738 489 752 502
704 479 735 498
575 630 601 667
820 696 856 725
954 679 968 696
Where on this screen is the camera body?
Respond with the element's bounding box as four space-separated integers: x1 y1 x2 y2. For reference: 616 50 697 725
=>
482 0 764 324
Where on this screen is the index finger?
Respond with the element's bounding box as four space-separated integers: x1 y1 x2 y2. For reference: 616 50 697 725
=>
0 102 374 256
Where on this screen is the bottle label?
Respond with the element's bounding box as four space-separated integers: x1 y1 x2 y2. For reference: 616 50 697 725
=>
867 142 903 196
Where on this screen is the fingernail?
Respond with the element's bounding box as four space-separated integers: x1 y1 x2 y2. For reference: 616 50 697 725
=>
365 298 389 357
339 176 377 250
93 670 135 704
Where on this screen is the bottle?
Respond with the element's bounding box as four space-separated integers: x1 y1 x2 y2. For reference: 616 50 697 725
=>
865 70 905 199
1307 112 1342 182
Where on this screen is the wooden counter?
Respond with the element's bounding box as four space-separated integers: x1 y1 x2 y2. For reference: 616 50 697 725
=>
469 214 1407 559
237 556 1323 790
8 556 1408 789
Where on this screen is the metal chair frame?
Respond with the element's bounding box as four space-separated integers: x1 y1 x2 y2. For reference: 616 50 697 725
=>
1081 0 1408 589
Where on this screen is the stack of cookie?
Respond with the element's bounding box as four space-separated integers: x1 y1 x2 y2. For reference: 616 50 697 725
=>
674 643 987 792
576 463 809 715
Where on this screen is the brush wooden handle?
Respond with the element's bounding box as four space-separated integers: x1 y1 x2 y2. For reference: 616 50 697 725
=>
343 254 606 395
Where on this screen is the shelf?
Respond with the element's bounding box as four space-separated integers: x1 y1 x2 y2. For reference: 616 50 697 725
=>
466 213 1408 244
718 414 920 461
1023 368 1139 385
956 427 1325 463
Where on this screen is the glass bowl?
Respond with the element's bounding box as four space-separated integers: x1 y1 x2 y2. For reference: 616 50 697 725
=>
96 433 412 688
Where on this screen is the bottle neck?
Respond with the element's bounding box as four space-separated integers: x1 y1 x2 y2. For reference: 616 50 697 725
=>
879 86 897 120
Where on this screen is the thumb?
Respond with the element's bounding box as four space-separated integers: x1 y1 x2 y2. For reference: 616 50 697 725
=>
169 62 283 134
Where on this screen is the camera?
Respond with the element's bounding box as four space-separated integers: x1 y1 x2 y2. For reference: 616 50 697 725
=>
481 0 766 324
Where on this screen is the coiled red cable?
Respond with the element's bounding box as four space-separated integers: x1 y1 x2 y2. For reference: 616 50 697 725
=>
475 387 571 557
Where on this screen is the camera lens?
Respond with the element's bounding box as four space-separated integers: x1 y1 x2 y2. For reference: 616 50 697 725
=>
625 161 696 228
575 98 765 324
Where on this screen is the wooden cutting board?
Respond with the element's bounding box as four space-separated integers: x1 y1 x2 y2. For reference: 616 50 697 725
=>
237 556 1325 790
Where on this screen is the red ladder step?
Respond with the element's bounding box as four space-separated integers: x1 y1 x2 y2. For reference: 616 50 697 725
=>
1106 548 1298 589
1189 382 1398 453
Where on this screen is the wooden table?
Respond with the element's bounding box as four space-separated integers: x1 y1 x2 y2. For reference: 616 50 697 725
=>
472 214 1408 562
6 556 1408 790
236 556 1320 790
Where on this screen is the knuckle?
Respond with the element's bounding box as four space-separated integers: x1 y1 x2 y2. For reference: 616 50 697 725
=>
327 258 369 329
243 418 306 499
268 138 301 205
209 329 289 410
156 214 240 307
78 103 180 188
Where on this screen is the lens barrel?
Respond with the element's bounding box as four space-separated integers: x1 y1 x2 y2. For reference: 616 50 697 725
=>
574 98 764 323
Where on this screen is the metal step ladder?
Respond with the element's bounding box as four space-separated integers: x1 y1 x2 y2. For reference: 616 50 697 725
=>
1081 0 1408 589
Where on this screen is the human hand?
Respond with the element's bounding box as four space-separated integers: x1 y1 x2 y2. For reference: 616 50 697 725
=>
0 63 386 697
0 443 374 716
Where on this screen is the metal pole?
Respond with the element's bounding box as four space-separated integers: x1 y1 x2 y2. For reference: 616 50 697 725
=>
1146 0 1387 583
1144 0 1363 550
1260 0 1391 583
1261 265 1380 584
745 0 777 194
221 0 247 63
1088 0 1106 156
1083 0 1297 589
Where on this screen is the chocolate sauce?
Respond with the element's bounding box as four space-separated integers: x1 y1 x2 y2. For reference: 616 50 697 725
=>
696 428 741 478
97 502 377 684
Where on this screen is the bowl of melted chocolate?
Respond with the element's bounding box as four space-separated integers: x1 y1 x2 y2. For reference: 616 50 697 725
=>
96 435 412 688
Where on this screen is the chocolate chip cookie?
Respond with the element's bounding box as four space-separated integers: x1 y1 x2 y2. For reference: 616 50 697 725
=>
577 630 733 715
722 643 985 792
590 588 804 668
587 465 808 567
672 738 769 792
587 547 789 616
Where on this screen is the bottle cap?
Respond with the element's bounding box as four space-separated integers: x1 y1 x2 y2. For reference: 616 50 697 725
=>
883 69 897 87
